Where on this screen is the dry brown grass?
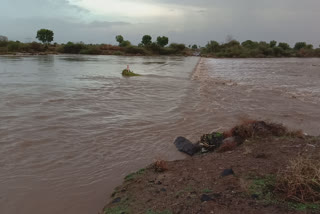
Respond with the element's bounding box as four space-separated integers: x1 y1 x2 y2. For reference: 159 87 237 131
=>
286 130 305 138
275 156 320 203
231 120 287 140
154 160 168 173
242 146 253 155
100 45 123 51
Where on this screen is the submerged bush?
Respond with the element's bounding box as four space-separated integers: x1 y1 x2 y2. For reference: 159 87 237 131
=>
122 69 141 76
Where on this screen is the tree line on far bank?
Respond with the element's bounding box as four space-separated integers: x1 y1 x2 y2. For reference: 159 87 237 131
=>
1 29 320 57
202 39 320 58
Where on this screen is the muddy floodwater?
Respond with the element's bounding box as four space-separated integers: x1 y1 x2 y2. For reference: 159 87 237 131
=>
0 55 320 214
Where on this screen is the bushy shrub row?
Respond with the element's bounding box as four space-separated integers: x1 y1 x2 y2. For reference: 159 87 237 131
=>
202 40 320 58
0 41 47 53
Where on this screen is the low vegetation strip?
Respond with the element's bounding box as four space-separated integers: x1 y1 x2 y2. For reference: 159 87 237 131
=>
1 30 320 57
102 120 320 214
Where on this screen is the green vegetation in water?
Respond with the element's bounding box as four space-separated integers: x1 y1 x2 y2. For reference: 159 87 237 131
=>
122 69 141 77
124 168 145 181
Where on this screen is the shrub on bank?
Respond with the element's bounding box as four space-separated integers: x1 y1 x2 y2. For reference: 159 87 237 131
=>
79 45 102 55
169 43 186 51
61 42 85 54
29 42 45 52
124 46 149 55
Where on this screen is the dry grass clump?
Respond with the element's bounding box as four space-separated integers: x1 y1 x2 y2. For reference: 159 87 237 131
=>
286 130 305 138
154 160 168 173
275 156 320 203
231 120 287 139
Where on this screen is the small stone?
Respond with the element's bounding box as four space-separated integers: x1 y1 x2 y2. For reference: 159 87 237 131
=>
174 137 201 156
112 197 121 204
255 153 267 159
160 188 166 192
221 169 235 177
157 181 162 185
212 193 222 198
201 194 214 202
201 148 209 153
251 194 259 199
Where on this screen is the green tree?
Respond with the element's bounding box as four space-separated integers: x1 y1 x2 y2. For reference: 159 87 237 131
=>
36 29 54 44
205 40 220 53
0 35 8 42
225 40 240 47
269 40 277 48
170 43 186 51
141 35 152 46
0 35 8 47
156 36 169 47
192 44 198 50
115 35 124 45
241 40 258 49
273 46 284 56
149 42 160 52
306 44 313 49
278 42 291 50
294 42 307 50
120 40 131 47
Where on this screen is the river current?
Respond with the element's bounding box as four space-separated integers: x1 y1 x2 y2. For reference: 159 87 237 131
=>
0 55 319 214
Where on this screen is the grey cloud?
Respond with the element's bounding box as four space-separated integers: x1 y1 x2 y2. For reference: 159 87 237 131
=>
0 17 132 43
1 0 320 46
0 0 89 19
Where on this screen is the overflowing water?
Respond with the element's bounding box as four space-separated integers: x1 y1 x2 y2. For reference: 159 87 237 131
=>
0 55 320 214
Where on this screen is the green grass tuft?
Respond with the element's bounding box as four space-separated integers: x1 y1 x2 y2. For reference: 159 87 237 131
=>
247 174 320 212
248 175 276 200
287 202 320 211
104 205 129 214
145 210 173 214
202 188 213 193
124 168 146 181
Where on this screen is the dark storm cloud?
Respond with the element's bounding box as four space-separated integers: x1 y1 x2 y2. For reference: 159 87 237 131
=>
1 0 320 46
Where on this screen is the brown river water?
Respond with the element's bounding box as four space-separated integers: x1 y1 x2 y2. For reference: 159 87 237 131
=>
0 55 320 214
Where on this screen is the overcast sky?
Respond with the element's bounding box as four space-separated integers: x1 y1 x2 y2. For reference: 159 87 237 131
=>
1 0 319 46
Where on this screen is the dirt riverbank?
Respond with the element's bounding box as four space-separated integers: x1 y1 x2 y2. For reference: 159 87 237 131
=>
102 121 320 214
